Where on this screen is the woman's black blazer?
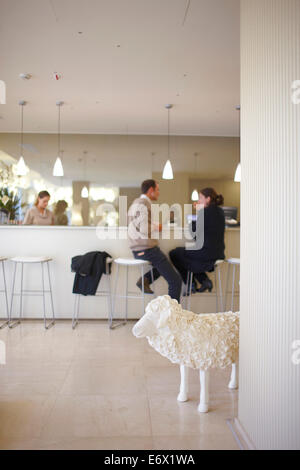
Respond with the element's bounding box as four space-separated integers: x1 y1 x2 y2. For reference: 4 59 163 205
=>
187 205 225 263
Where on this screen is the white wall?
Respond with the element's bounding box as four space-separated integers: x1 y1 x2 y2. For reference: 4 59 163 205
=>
239 0 300 450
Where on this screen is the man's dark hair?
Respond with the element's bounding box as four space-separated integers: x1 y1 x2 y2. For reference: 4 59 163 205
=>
141 179 157 194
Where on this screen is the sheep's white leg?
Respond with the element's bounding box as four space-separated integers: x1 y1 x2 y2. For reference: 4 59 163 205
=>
228 363 239 389
198 370 210 413
177 365 189 402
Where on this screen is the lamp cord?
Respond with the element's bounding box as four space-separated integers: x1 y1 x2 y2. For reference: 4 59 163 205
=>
237 106 241 163
168 108 170 159
58 104 61 158
20 104 23 154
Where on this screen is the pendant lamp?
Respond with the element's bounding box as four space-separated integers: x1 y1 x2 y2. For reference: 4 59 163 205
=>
53 101 64 176
191 153 199 201
16 100 29 176
234 105 241 182
81 151 89 198
162 104 174 180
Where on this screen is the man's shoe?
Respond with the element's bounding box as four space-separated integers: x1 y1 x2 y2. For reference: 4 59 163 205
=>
136 277 154 294
196 279 213 293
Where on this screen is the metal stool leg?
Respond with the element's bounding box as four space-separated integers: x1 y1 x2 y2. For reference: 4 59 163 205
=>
150 268 155 296
141 264 145 315
214 269 218 312
9 262 20 328
184 271 189 310
125 264 129 322
46 261 55 329
187 271 193 311
225 262 231 311
41 262 47 329
111 263 119 321
41 262 55 330
20 262 24 320
0 261 9 329
72 294 79 329
231 264 236 312
106 274 113 328
218 266 224 312
110 263 125 329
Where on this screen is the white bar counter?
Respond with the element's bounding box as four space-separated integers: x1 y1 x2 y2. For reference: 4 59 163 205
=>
0 225 240 320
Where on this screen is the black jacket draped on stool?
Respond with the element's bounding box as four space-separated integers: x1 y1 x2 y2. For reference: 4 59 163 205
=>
71 251 111 295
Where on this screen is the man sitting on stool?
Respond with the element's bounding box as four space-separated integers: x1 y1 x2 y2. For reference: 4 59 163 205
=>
128 179 182 302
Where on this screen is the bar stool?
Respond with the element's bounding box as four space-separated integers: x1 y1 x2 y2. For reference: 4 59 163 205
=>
72 257 113 329
225 258 240 311
184 260 225 312
9 257 55 330
111 258 155 329
0 257 9 329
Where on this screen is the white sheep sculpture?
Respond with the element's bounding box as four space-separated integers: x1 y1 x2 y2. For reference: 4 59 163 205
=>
132 295 239 413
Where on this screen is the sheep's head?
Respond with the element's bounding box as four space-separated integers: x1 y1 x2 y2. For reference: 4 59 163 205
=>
132 295 177 338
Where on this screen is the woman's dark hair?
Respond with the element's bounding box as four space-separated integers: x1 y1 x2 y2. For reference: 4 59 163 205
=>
35 190 51 206
141 179 157 194
200 187 224 206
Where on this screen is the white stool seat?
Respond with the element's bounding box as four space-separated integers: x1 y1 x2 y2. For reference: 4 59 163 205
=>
225 258 240 311
214 259 225 266
114 258 150 266
9 257 55 329
0 257 7 262
10 256 52 263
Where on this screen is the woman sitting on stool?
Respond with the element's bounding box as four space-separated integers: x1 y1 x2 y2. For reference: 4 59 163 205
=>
169 188 225 294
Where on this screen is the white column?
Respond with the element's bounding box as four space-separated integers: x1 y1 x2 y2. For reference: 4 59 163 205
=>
239 0 300 449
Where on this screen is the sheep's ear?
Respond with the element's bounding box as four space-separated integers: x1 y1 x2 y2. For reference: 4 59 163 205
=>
157 309 171 329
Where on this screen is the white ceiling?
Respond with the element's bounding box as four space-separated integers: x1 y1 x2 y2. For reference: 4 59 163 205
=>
0 0 240 136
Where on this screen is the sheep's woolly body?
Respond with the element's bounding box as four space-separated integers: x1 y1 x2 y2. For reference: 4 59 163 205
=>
141 296 239 370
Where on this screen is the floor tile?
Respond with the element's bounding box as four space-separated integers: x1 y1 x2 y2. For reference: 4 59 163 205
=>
0 320 238 450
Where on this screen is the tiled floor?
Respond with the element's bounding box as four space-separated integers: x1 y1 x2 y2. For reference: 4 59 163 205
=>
0 321 239 450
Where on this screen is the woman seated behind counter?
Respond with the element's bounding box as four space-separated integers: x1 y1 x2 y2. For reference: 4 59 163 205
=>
23 190 54 225
169 187 225 294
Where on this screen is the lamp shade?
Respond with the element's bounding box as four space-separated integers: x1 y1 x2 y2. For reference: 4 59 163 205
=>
234 162 241 182
162 160 173 180
53 156 64 177
16 156 28 176
191 189 199 201
81 186 89 198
